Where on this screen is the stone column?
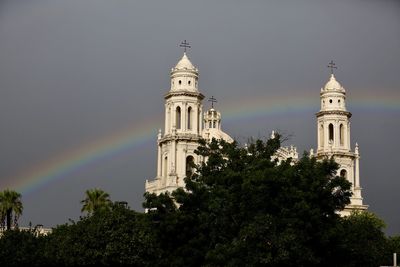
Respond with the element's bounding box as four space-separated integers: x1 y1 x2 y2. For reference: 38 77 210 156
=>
157 144 162 177
183 103 187 131
355 144 360 188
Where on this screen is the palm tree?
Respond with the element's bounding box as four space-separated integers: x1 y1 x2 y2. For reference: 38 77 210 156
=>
80 188 112 215
0 189 23 230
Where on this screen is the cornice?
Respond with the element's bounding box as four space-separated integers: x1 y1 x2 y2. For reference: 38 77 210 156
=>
316 110 352 118
165 91 205 100
159 133 202 144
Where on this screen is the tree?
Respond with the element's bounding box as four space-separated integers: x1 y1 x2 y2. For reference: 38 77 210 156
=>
0 189 23 230
385 235 400 266
0 226 47 267
334 211 388 267
144 136 354 266
45 202 161 266
80 188 112 215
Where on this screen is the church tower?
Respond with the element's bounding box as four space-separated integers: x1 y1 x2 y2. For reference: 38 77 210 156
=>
315 62 368 215
145 50 204 195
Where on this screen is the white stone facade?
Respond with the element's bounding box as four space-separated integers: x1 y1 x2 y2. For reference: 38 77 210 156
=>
145 53 233 195
145 53 368 214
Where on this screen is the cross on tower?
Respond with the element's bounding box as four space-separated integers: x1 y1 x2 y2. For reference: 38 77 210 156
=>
208 96 217 108
179 40 191 53
327 60 338 74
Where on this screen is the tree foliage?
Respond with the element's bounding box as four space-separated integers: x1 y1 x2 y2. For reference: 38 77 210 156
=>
0 227 47 267
0 189 23 230
80 188 112 215
44 202 160 266
0 136 397 266
144 137 355 266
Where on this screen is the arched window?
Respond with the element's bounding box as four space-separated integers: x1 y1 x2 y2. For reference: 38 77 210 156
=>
340 124 344 146
163 156 168 178
176 106 181 129
340 169 347 179
329 123 334 142
319 124 324 147
209 121 212 128
187 107 192 130
186 156 194 178
198 109 200 132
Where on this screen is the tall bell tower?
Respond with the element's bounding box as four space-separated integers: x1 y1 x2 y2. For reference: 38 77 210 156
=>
145 43 204 195
315 61 368 215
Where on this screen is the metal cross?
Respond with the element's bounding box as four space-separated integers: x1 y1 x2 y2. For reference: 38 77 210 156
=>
327 60 337 74
179 40 191 53
208 96 217 108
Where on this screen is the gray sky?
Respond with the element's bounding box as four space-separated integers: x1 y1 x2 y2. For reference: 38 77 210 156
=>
0 0 399 234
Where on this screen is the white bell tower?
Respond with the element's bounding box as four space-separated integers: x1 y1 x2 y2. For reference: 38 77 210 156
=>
315 61 368 215
146 42 204 195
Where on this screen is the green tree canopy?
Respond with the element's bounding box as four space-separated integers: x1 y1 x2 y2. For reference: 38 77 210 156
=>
45 202 161 266
0 227 47 267
0 189 23 230
144 136 354 266
80 188 112 215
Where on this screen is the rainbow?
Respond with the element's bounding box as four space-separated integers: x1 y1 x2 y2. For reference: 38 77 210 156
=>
1 116 162 195
2 90 399 195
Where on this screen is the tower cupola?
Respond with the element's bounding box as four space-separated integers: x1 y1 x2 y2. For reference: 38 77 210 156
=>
320 73 347 112
202 96 233 143
170 52 199 92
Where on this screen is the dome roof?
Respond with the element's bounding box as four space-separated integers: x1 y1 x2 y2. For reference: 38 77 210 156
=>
203 128 234 143
324 74 344 91
173 53 196 71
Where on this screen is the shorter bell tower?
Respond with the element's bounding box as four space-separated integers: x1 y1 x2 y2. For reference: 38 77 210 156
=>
315 61 367 215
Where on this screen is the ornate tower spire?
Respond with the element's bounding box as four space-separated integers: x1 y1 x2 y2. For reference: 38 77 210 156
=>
146 45 204 195
315 62 367 215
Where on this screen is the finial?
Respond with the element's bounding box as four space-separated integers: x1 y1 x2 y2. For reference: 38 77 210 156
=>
309 148 314 158
355 142 359 154
271 130 275 139
208 96 217 108
327 60 337 74
158 129 162 140
179 40 191 53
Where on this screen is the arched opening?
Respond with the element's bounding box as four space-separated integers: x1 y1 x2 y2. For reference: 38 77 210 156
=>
340 124 344 146
176 106 181 129
186 156 194 178
329 123 334 143
340 169 347 179
163 156 168 178
319 124 324 147
187 106 192 130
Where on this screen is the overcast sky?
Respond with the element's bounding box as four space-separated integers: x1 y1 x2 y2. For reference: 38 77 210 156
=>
0 0 399 234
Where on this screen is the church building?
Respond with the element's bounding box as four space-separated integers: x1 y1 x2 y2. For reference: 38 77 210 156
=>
145 48 367 214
